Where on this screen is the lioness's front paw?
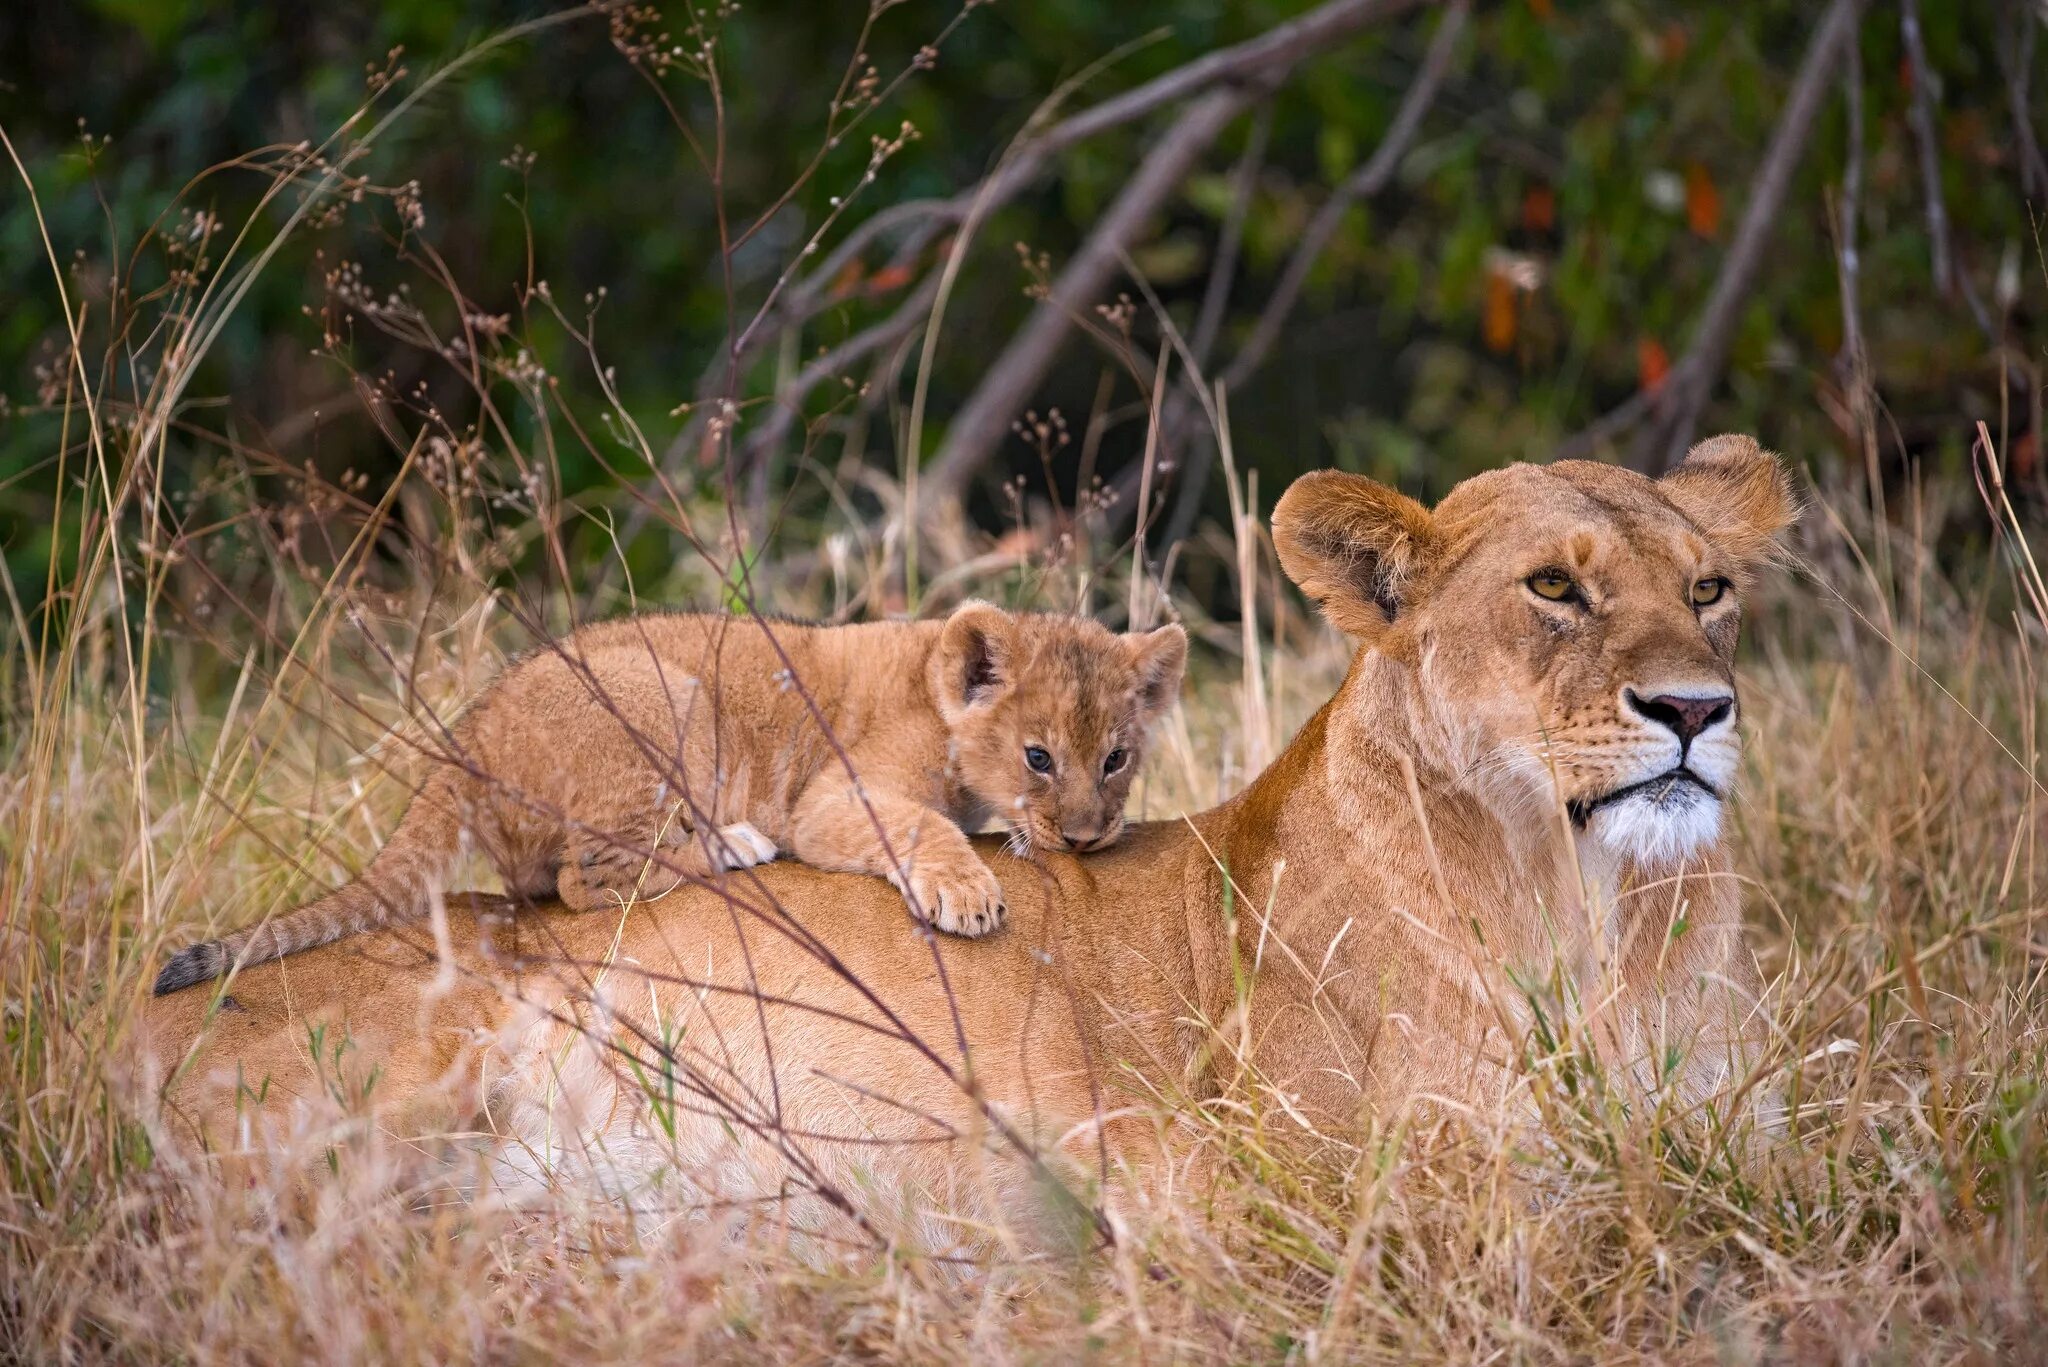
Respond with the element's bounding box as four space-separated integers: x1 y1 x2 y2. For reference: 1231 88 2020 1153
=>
892 851 1006 937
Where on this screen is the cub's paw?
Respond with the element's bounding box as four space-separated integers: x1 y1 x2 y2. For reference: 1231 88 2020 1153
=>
891 850 1006 938
711 822 778 872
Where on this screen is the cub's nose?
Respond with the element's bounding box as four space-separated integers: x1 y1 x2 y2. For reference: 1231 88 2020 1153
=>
1625 689 1734 746
1063 824 1111 852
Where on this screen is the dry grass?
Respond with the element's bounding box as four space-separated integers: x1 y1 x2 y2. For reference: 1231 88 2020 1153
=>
6 19 2048 1364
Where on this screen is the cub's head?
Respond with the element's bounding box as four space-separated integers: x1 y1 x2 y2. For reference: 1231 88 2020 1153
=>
928 604 1187 854
1273 435 1799 869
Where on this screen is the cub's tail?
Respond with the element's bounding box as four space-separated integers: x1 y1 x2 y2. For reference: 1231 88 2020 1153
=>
153 778 471 996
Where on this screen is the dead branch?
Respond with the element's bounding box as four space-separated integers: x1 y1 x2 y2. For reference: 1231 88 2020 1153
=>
657 0 1423 482
2001 1 2048 201
1900 0 1953 295
1188 101 1273 369
1895 0 1998 339
1222 0 1468 396
1165 0 1467 544
917 83 1264 519
1557 0 1863 472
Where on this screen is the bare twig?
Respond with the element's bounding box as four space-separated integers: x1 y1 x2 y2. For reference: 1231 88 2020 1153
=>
1835 31 1867 378
1898 0 1997 342
1164 0 1466 545
1222 0 1468 394
1900 0 1953 296
918 82 1264 517
656 0 1423 481
1188 101 1273 369
1557 0 1863 471
2000 2 2048 201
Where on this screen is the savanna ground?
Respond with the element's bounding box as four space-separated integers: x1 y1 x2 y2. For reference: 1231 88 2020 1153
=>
5 0 2048 1361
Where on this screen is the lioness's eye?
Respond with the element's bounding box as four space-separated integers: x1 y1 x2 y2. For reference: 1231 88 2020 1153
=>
1102 748 1128 776
1527 571 1579 603
1690 577 1728 607
1025 745 1054 774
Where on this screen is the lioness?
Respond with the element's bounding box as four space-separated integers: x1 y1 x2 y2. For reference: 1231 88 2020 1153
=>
153 603 1188 993
140 438 1794 1227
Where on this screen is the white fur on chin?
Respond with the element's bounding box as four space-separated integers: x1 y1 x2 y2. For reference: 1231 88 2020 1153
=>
1585 782 1723 869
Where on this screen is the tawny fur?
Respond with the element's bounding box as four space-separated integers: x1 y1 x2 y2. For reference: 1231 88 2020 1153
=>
140 439 1797 1232
153 604 1186 994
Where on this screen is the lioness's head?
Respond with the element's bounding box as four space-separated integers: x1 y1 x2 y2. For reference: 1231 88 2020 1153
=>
928 603 1187 854
1273 435 1799 869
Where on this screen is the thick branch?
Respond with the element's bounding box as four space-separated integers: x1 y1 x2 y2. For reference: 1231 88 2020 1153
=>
1162 0 1465 545
2001 2 2048 202
1222 0 1468 394
1554 0 1861 470
918 83 1263 512
1900 0 1953 296
662 0 1422 478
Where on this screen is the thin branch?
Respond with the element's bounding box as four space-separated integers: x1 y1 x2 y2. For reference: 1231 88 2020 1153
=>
1893 0 1997 342
1188 101 1273 368
1557 0 1863 471
1222 0 1468 393
658 0 1423 480
1900 0 1954 296
1160 0 1466 546
1835 30 1866 378
918 83 1264 514
2000 1 2048 201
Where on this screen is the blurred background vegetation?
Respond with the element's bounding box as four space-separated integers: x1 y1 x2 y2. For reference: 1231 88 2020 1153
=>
1 0 2040 616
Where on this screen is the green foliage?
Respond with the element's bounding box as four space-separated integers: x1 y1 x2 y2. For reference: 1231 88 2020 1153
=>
1 0 2040 604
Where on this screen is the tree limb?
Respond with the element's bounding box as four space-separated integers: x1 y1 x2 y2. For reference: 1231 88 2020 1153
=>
658 0 1423 481
1222 0 1468 395
1557 0 1862 471
917 82 1265 514
2000 1 2048 202
1164 0 1466 545
1897 0 1997 343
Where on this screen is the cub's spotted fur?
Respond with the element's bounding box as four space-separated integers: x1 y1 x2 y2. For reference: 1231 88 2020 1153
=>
153 604 1185 995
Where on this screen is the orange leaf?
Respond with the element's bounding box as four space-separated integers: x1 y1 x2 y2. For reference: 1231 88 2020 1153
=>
1529 0 1554 18
1684 162 1721 238
865 262 916 296
1638 337 1670 393
1521 183 1556 233
829 258 864 300
1659 21 1689 63
1483 273 1518 353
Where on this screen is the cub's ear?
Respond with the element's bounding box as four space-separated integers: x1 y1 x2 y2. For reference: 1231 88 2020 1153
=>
1660 434 1802 564
1271 470 1439 641
1123 623 1187 723
930 600 1013 722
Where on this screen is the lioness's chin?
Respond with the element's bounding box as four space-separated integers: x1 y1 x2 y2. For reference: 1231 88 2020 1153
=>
1583 783 1723 868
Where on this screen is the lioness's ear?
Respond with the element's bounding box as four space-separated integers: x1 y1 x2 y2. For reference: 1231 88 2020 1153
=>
930 600 1012 722
1123 623 1187 722
1271 470 1439 640
1660 434 1802 563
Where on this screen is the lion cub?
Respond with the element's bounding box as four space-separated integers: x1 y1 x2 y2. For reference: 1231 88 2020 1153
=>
154 603 1187 995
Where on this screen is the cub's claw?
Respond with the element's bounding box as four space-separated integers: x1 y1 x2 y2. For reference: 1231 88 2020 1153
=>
712 822 778 872
893 853 1006 938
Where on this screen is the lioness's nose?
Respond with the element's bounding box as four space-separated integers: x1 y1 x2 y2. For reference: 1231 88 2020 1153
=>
1625 689 1734 746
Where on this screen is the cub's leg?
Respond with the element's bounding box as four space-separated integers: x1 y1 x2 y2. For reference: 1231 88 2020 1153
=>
787 779 1004 936
556 814 778 911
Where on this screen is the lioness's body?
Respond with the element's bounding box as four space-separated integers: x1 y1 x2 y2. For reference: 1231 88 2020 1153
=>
153 607 1187 993
141 444 1792 1224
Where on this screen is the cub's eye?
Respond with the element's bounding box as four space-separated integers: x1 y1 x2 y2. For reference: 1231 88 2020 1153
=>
1024 745 1054 774
1527 570 1579 603
1102 748 1128 776
1690 577 1729 607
